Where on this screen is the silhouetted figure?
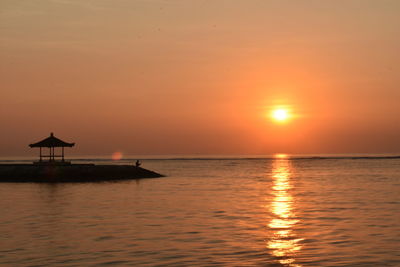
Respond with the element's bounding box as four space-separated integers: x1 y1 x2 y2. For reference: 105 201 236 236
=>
135 160 141 167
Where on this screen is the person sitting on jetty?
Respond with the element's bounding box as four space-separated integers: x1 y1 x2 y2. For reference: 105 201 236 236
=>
135 160 141 167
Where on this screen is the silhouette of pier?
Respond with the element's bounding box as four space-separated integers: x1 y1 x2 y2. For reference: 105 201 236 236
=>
0 133 164 182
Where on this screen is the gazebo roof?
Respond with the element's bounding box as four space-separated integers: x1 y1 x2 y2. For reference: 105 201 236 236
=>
29 133 75 148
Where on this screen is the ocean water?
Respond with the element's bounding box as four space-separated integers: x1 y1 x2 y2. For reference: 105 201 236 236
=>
0 156 399 266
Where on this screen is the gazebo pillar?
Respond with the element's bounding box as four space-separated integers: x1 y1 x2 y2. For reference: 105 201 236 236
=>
62 147 65 162
39 147 42 162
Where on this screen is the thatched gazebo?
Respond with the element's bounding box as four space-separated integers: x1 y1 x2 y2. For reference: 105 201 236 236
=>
29 133 75 163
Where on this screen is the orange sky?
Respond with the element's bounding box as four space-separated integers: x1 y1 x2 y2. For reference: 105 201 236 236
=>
1 1 400 156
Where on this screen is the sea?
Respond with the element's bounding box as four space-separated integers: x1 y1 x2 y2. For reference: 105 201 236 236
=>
0 155 399 266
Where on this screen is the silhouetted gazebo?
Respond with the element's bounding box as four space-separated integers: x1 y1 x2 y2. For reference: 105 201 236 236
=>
29 133 75 163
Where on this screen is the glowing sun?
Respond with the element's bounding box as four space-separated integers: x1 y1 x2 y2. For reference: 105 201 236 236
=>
271 108 290 122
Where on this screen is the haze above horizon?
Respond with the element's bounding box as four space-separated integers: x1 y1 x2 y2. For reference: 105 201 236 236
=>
1 1 400 156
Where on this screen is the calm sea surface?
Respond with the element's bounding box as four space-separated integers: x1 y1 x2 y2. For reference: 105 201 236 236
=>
1 156 399 266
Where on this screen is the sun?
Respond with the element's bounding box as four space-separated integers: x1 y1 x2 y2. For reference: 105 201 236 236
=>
271 108 290 122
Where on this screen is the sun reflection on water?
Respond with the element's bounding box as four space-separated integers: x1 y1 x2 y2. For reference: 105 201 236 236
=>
267 156 303 266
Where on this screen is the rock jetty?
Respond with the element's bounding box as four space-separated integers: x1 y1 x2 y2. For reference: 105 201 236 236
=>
0 164 164 183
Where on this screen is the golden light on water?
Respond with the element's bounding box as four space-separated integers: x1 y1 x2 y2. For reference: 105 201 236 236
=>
271 195 294 219
267 157 303 266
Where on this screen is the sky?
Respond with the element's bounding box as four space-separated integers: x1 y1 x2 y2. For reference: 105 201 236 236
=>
1 0 400 156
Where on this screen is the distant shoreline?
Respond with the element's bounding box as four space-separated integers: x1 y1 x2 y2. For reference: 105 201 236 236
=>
2 155 400 162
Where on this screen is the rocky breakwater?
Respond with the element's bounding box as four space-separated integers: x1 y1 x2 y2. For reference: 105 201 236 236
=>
0 164 164 183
